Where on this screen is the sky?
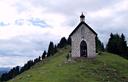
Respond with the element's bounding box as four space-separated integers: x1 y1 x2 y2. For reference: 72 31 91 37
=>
0 0 128 68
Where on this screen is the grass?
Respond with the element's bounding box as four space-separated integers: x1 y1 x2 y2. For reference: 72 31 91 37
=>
8 46 128 82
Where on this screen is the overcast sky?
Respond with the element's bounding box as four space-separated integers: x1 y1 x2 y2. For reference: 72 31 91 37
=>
0 0 128 68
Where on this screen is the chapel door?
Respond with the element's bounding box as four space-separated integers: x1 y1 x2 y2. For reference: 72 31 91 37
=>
80 40 87 57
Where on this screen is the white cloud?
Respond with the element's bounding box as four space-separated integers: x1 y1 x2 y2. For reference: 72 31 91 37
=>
0 55 31 67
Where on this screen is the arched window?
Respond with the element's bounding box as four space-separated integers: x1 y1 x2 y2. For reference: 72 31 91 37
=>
80 40 87 57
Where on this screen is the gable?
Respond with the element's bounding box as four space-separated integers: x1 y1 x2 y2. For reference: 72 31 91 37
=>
69 22 97 37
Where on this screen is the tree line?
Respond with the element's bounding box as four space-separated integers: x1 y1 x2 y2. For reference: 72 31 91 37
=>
0 37 70 82
106 33 128 59
96 33 128 59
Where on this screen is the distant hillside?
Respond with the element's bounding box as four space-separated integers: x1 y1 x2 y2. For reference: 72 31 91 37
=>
8 46 128 82
0 68 10 76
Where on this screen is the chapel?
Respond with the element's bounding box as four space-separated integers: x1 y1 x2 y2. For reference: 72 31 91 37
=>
69 13 97 58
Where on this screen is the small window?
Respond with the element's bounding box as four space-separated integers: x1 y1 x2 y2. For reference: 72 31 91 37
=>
81 27 85 38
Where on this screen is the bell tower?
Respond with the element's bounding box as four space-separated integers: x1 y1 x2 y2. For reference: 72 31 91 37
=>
80 13 85 22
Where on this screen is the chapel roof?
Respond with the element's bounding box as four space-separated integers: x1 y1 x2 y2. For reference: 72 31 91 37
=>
69 21 97 37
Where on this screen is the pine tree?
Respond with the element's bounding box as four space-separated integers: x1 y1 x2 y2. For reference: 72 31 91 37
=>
106 33 128 58
101 43 104 51
47 41 55 57
57 37 67 48
121 34 127 54
20 60 34 73
67 36 71 45
106 33 116 53
34 57 41 64
38 56 41 61
95 36 104 52
54 45 57 53
42 50 46 59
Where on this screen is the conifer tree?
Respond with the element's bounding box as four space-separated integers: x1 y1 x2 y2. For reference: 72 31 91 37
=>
67 36 71 45
54 45 57 53
96 36 104 52
42 50 46 59
106 33 128 58
47 41 55 57
57 37 67 48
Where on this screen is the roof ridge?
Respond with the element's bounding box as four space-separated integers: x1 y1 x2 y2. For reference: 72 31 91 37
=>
69 22 97 37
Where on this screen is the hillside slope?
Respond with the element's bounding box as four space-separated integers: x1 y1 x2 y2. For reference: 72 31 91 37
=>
8 46 128 82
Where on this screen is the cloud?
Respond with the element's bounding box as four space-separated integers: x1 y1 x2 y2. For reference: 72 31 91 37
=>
0 27 61 67
28 18 49 28
0 55 31 67
15 19 24 25
0 21 10 26
14 18 49 28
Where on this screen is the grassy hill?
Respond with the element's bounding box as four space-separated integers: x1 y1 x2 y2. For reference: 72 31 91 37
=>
8 46 128 82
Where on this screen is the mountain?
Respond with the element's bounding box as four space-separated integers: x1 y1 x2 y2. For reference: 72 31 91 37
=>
0 67 10 76
8 46 128 82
